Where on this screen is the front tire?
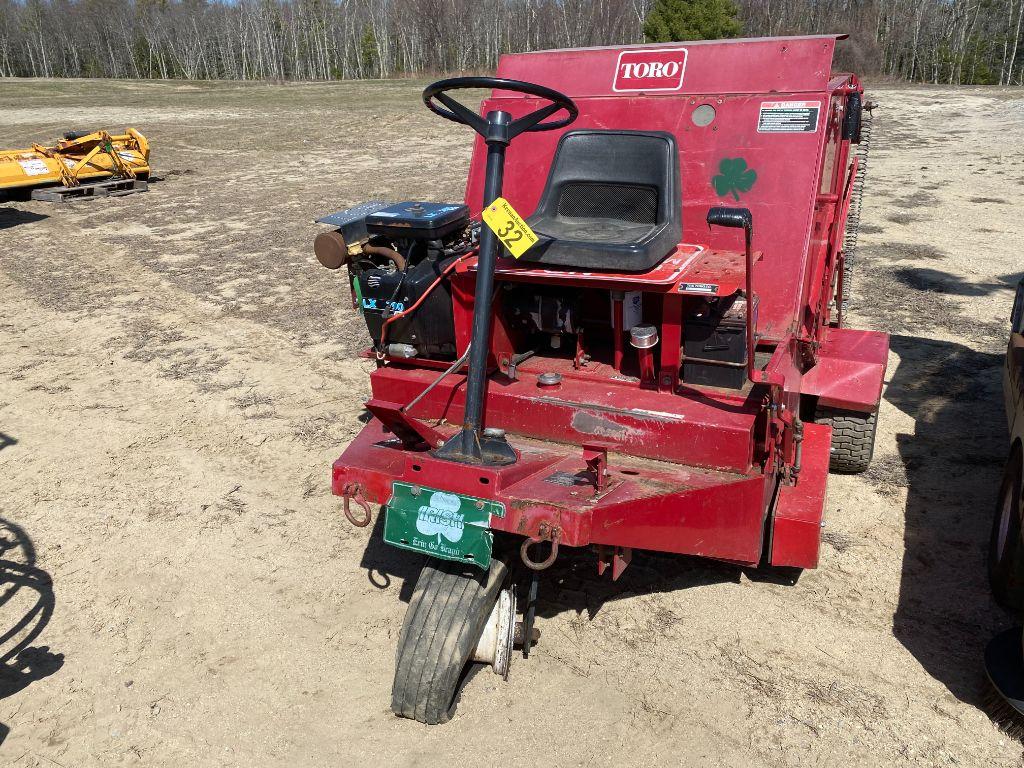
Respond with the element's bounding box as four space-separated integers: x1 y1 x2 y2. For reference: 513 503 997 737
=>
990 447 1024 611
391 557 508 724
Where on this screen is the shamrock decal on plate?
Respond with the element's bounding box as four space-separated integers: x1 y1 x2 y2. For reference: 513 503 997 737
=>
712 157 757 202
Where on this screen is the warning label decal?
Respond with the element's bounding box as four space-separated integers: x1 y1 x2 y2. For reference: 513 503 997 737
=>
18 158 50 176
757 101 821 133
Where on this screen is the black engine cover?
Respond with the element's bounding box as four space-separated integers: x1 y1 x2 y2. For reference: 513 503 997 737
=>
365 202 470 240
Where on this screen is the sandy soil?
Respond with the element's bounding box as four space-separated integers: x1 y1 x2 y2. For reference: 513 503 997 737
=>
1 79 1023 766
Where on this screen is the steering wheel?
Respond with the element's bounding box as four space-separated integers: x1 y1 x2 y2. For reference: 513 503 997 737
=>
423 77 577 143
419 78 576 465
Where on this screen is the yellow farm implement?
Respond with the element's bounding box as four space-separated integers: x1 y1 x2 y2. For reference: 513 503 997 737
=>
0 128 151 201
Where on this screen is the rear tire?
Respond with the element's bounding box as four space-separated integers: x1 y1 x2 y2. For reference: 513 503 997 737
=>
990 448 1024 612
815 405 878 473
391 557 508 724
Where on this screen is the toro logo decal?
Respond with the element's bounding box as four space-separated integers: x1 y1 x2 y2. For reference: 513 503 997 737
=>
613 48 688 92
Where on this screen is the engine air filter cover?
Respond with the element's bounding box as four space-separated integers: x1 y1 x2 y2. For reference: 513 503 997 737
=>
365 201 470 239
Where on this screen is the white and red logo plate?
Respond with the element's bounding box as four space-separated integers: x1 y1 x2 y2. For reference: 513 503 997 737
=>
613 48 688 92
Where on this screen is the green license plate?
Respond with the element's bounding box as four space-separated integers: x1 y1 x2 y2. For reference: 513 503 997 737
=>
383 482 505 570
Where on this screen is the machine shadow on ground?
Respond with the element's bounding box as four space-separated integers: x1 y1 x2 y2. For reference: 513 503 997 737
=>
887 334 1009 705
529 551 743 621
0 516 63 746
0 206 47 229
359 514 423 604
357 509 745 616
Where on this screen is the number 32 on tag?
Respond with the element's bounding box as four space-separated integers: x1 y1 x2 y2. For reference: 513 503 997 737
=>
481 197 538 258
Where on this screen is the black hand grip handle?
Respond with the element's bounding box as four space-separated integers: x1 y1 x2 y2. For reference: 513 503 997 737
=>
706 206 753 234
706 206 757 385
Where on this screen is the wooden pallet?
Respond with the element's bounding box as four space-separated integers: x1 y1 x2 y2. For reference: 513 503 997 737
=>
31 178 148 203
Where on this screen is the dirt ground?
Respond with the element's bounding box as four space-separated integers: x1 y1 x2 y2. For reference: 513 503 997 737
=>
1 78 1023 766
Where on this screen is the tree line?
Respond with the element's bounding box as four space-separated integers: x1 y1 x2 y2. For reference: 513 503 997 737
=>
0 0 1020 85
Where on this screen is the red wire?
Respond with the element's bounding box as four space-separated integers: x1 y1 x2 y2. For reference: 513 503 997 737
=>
379 253 471 349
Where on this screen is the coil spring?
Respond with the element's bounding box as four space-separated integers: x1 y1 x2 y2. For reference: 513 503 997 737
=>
843 107 874 256
841 104 875 313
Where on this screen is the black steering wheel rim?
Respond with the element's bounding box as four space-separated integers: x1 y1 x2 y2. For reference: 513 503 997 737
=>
423 76 578 138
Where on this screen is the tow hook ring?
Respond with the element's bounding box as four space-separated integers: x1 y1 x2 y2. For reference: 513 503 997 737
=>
520 525 560 571
342 483 373 528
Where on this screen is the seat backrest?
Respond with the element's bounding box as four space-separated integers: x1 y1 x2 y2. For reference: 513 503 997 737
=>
533 130 681 230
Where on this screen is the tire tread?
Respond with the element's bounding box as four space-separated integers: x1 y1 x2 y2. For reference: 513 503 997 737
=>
391 558 507 724
815 405 878 473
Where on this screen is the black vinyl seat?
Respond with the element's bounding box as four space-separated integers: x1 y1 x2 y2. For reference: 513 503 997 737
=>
520 130 682 272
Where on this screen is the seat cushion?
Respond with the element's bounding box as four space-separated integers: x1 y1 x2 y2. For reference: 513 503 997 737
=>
530 215 657 245
519 130 682 272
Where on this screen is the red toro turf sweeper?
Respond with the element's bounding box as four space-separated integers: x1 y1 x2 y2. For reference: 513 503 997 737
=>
314 34 888 723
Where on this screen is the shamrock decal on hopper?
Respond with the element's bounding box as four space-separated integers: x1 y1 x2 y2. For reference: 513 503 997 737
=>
712 157 758 202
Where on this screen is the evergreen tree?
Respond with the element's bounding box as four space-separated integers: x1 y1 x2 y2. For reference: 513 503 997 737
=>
643 0 742 42
360 27 378 78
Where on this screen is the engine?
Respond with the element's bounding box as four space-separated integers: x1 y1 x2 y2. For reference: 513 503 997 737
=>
315 200 753 391
314 201 475 360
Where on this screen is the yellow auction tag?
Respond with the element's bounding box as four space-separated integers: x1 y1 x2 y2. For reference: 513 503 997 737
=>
481 197 538 258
